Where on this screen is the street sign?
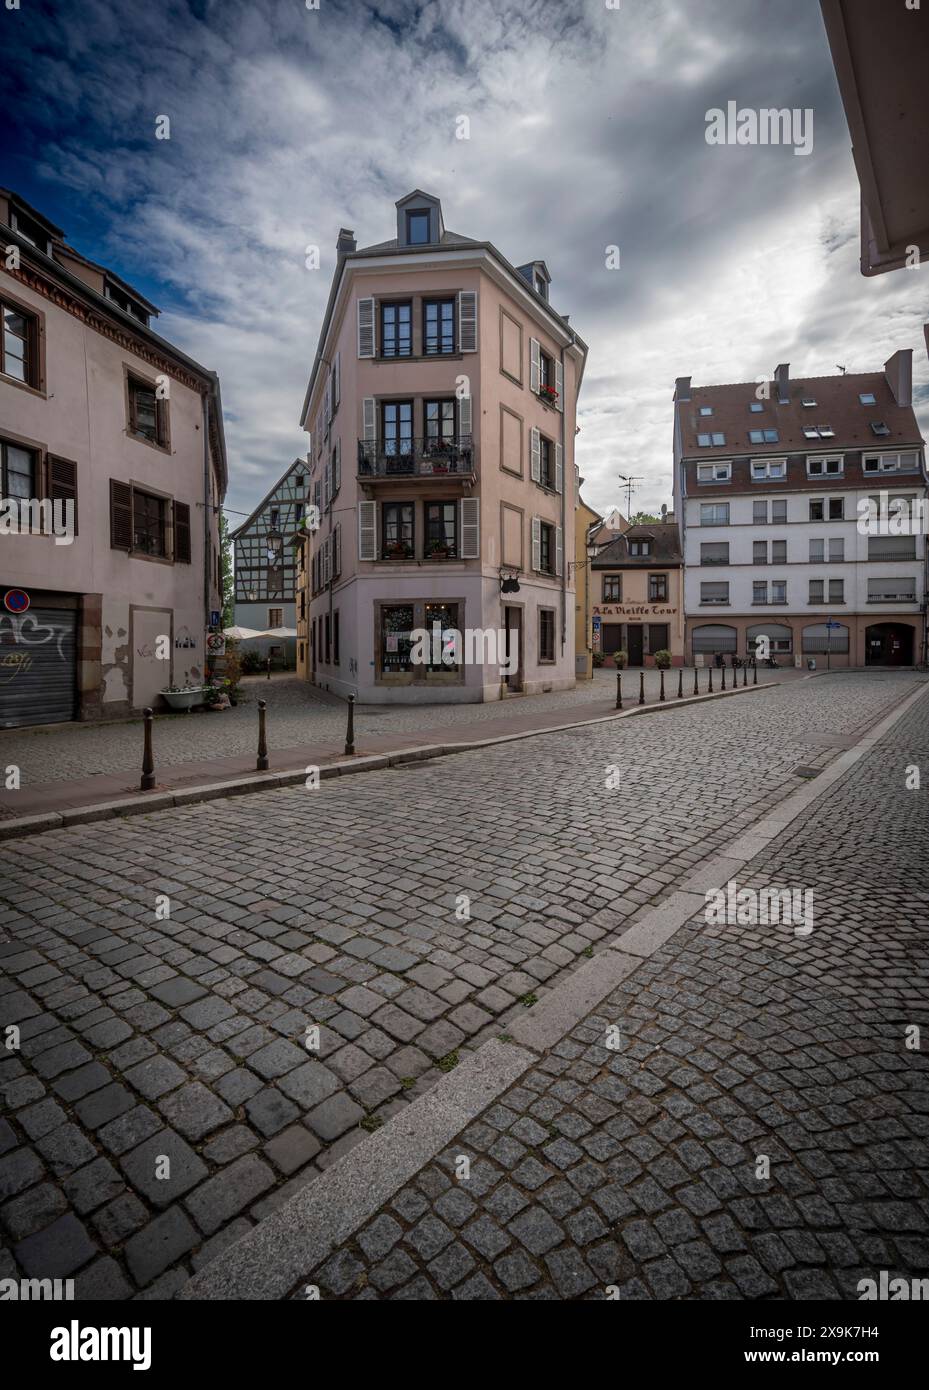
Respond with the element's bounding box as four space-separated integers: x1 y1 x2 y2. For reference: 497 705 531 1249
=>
3 589 29 614
210 610 221 627
206 632 226 656
825 619 841 630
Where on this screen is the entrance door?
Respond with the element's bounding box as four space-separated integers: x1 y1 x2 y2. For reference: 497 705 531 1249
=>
865 623 914 666
504 606 522 690
0 606 77 729
627 624 644 667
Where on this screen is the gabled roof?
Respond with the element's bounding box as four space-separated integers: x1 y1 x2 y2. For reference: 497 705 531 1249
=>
356 229 481 254
592 523 682 568
230 457 308 538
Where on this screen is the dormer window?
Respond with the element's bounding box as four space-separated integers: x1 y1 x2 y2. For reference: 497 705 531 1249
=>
629 539 651 556
9 204 53 255
406 210 430 245
534 273 548 300
104 279 150 326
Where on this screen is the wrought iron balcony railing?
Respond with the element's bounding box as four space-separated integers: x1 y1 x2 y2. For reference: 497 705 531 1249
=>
358 436 475 478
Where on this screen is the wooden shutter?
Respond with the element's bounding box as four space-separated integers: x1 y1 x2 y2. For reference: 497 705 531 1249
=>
555 442 564 495
323 377 331 434
362 397 377 440
323 457 331 509
333 522 341 577
460 497 480 558
110 479 133 551
323 535 331 585
314 479 321 510
48 455 78 536
555 525 564 577
458 393 472 440
334 350 341 407
530 427 541 483
531 516 541 571
358 500 377 560
333 438 341 493
458 290 478 352
357 297 375 357
174 501 192 564
554 358 564 411
530 338 541 394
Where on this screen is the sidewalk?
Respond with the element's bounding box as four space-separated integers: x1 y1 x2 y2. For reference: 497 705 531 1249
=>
0 670 772 827
182 680 929 1301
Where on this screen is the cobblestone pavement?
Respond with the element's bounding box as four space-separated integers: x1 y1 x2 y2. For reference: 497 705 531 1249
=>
0 666 806 788
0 672 923 1299
294 692 929 1300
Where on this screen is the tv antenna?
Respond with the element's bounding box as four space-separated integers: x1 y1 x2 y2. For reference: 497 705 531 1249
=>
836 364 847 374
617 473 643 517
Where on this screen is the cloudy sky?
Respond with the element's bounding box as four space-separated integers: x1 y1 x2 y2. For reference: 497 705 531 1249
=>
3 0 927 522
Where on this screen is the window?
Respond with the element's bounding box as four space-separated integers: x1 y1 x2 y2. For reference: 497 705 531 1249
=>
648 573 668 601
807 456 843 476
380 301 412 358
699 406 713 416
809 498 842 521
828 497 844 520
711 433 725 446
867 534 917 561
749 401 764 413
700 581 729 605
132 489 167 557
809 580 825 603
539 609 555 663
603 575 622 601
1 300 38 386
539 436 555 489
749 430 780 444
423 602 461 673
801 398 817 408
697 462 731 482
9 204 52 253
868 577 916 602
863 452 919 473
406 210 430 245
381 401 414 462
753 580 768 605
424 399 456 447
295 502 303 524
423 299 455 355
771 500 787 524
333 611 340 665
870 421 891 437
539 522 555 574
0 440 35 501
697 433 726 447
128 376 167 446
751 459 786 479
294 475 304 491
809 539 824 563
700 503 730 525
771 540 786 564
829 537 844 562
324 614 331 665
772 580 786 603
859 392 877 405
829 579 844 603
754 540 768 565
382 501 414 558
268 607 283 629
270 508 280 529
628 539 650 556
697 434 711 447
381 604 415 673
700 542 729 566
753 500 768 524
425 501 457 558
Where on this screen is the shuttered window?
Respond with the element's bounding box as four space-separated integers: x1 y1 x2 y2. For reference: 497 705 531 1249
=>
174 501 191 564
110 479 133 550
48 455 78 535
357 298 375 357
458 291 478 352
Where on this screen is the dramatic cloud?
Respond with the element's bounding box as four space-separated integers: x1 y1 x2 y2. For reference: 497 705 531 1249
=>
3 0 927 522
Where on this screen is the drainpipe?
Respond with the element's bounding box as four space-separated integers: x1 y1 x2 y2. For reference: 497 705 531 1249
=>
559 341 569 660
202 392 211 676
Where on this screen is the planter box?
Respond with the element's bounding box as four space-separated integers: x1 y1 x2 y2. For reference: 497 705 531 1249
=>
160 688 204 712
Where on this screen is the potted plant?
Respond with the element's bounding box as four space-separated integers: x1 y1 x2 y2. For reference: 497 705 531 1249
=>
539 383 559 407
653 649 672 670
427 540 450 559
592 651 605 668
613 650 628 669
202 681 228 710
387 541 412 559
160 684 204 712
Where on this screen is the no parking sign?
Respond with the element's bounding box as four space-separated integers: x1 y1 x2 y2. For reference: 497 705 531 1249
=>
3 589 29 614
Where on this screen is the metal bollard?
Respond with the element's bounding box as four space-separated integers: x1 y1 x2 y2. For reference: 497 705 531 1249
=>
721 665 727 691
345 693 356 755
257 699 269 771
659 669 666 702
141 708 155 791
266 654 272 681
639 671 645 706
743 663 748 687
753 663 758 686
615 672 623 710
693 666 699 697
708 666 714 694
677 669 684 700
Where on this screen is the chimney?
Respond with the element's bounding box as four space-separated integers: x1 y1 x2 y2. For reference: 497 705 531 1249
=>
775 363 790 403
884 348 912 407
660 503 668 522
675 376 691 401
336 228 356 256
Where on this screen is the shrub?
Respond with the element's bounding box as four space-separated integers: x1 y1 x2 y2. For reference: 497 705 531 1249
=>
653 649 672 669
613 649 629 669
240 649 263 674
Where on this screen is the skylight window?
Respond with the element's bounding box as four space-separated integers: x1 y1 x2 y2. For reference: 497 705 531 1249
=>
801 398 817 408
818 425 835 438
749 402 764 413
750 429 780 444
871 421 891 437
699 406 713 416
803 427 819 439
711 433 725 446
697 434 711 447
859 392 876 405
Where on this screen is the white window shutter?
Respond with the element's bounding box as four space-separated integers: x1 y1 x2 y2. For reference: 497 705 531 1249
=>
531 516 541 572
333 439 341 493
359 500 377 560
554 358 564 411
357 297 375 357
363 397 377 440
334 522 341 577
458 290 478 352
530 338 541 394
335 351 341 406
323 458 331 509
458 393 472 440
323 535 331 585
556 525 564 577
530 427 541 483
460 497 480 558
555 443 564 495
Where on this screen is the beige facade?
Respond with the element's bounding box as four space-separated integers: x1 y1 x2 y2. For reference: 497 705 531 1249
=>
0 190 226 727
296 191 587 703
574 491 602 679
591 522 685 666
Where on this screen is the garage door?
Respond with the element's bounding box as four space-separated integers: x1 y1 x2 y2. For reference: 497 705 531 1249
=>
0 607 77 729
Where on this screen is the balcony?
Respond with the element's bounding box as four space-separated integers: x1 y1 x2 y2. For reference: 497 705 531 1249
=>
358 436 475 480
867 547 917 562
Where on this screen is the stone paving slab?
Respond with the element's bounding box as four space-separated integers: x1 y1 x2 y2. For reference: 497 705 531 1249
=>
0 671 923 1300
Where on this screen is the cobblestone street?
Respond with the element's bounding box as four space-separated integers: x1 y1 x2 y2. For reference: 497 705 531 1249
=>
1 671 927 1300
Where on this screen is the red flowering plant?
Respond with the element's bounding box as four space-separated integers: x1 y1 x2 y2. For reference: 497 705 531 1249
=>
539 382 559 405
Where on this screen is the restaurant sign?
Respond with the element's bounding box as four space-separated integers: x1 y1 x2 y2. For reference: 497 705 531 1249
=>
593 605 677 618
